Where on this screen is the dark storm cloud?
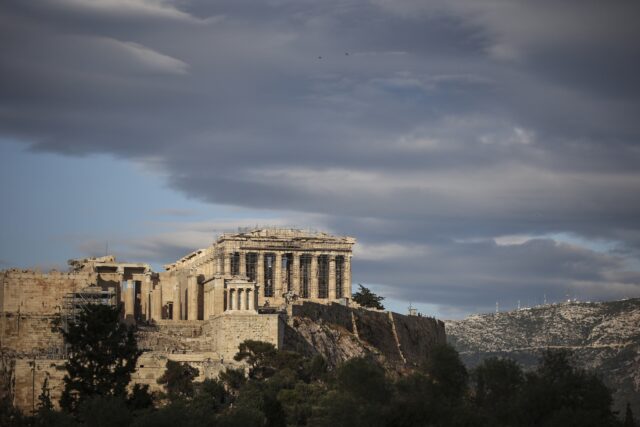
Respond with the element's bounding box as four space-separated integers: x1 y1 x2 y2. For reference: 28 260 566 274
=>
1 0 639 315
355 238 640 313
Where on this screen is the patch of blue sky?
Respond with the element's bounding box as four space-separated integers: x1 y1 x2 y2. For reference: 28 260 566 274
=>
0 140 278 270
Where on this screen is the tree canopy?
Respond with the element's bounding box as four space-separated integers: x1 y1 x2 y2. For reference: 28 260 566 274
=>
4 336 628 427
351 284 385 310
59 304 141 412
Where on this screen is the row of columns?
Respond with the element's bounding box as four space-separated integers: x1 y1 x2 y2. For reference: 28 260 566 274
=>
218 251 351 300
226 285 256 311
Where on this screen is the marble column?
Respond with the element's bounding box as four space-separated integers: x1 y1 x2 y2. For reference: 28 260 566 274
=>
274 253 282 298
141 275 151 320
328 255 336 300
292 253 300 296
343 256 352 300
228 289 235 310
223 252 231 275
187 275 198 320
173 285 181 320
216 256 223 275
238 288 245 310
239 251 247 277
256 252 264 286
310 254 319 299
124 280 135 319
248 289 255 311
151 287 162 321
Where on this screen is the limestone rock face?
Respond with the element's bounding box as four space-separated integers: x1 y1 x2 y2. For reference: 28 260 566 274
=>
284 302 446 372
445 298 640 417
285 317 370 367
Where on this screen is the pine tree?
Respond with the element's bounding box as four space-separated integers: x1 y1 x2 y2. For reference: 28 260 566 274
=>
352 284 385 310
59 304 141 412
37 377 53 413
157 360 199 400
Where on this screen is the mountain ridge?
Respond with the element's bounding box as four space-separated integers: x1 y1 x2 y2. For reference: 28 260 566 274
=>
445 298 640 416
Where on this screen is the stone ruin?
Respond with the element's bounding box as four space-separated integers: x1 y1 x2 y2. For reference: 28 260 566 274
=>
0 228 445 413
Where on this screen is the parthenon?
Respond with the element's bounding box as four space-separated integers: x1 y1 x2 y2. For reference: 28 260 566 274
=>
88 228 356 323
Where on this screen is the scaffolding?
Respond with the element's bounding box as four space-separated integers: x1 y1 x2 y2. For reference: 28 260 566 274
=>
61 287 117 334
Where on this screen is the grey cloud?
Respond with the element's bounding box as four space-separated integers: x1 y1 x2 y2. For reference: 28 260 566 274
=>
355 238 640 316
1 0 639 315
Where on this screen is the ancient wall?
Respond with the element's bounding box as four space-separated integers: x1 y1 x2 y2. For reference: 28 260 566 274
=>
1 271 96 358
130 352 231 394
391 312 446 367
1 271 94 315
1 316 64 357
202 313 284 361
291 301 354 332
13 359 66 412
137 321 207 353
352 309 404 364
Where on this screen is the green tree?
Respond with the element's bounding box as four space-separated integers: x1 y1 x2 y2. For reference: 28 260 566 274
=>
351 284 385 310
77 395 132 427
127 384 154 411
59 304 141 412
219 367 247 394
234 340 279 379
157 360 199 401
193 378 229 413
421 343 468 401
37 377 54 413
519 349 619 427
310 358 390 427
472 357 524 425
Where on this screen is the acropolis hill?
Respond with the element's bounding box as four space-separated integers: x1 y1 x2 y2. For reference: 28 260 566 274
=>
0 228 445 413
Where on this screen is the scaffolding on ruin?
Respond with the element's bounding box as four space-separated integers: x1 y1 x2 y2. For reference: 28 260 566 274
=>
59 287 117 357
62 287 117 328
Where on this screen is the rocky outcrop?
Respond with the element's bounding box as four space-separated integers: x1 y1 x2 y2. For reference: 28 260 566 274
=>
284 302 446 371
445 298 640 416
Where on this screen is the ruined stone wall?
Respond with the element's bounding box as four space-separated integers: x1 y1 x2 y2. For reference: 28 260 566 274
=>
1 271 94 315
131 352 232 394
136 321 207 353
1 316 64 357
352 309 404 364
391 312 446 367
0 271 96 358
13 359 66 412
202 313 284 361
291 301 354 332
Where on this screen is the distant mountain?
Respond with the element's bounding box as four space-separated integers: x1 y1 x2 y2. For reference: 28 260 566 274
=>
445 298 640 416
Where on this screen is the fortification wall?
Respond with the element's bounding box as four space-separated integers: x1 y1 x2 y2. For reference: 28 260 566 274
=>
130 352 232 394
1 271 94 315
1 315 64 357
391 312 446 366
202 313 284 361
0 271 91 359
353 309 404 363
136 321 207 353
7 311 282 414
13 359 66 412
291 301 354 332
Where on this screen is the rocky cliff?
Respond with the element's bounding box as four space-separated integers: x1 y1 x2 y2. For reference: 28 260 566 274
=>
445 298 640 416
284 302 446 373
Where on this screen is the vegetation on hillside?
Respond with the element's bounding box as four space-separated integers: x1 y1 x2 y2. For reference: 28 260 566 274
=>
352 284 385 310
0 303 634 427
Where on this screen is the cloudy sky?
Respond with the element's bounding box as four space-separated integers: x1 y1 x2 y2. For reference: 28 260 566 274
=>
1 0 639 318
